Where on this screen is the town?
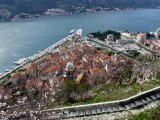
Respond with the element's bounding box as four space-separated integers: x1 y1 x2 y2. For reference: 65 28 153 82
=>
0 7 136 22
0 29 160 119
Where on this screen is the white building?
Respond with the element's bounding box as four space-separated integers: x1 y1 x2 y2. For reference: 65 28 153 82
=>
107 34 114 41
121 32 133 40
116 39 131 44
156 28 160 38
137 34 146 42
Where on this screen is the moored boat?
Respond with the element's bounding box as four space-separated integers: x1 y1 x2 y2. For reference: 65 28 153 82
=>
14 58 29 65
70 29 76 34
5 69 9 72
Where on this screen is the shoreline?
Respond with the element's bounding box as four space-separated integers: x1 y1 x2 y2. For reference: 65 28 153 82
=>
0 8 144 23
0 30 79 81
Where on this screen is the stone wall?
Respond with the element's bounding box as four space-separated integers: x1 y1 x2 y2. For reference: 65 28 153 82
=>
4 86 160 120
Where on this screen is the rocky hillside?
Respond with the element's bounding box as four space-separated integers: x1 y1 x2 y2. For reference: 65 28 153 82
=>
0 0 160 14
0 0 160 21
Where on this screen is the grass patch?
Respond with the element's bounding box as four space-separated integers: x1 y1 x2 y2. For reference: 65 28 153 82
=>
127 106 160 120
69 78 160 106
44 76 159 109
15 68 26 73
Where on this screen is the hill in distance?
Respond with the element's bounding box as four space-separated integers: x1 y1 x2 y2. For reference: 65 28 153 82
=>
0 0 160 21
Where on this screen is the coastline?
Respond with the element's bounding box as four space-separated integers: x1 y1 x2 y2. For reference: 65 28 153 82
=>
0 29 79 81
0 8 143 22
0 9 159 74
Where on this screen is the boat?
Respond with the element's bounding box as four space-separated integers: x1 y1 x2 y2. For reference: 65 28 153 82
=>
75 29 82 36
12 66 15 69
70 29 76 34
5 69 9 72
14 58 29 65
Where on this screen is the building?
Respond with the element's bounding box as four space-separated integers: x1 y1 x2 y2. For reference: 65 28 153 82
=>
151 40 160 50
153 40 160 47
156 28 160 38
65 62 75 80
121 32 133 40
116 39 131 44
107 34 114 41
137 34 146 42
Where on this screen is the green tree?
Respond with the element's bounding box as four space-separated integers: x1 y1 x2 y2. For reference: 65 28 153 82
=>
77 83 90 101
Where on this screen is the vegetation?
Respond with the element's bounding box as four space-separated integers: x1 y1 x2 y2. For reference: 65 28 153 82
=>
126 50 141 58
0 0 160 21
146 32 155 39
90 30 120 41
15 68 26 73
145 43 150 47
127 106 160 120
44 61 160 107
0 0 160 14
69 76 160 106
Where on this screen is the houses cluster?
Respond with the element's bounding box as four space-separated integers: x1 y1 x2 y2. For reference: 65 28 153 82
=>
0 42 129 97
144 40 160 51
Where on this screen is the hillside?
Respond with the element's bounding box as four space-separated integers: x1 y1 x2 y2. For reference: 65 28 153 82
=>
0 0 160 21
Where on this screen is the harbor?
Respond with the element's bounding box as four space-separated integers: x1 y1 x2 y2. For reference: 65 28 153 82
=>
0 29 82 81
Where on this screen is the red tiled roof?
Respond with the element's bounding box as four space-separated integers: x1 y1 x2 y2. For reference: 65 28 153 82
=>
83 65 93 70
48 52 59 59
0 86 4 93
100 56 110 62
44 65 61 74
89 68 103 75
110 61 120 66
24 63 36 71
26 79 36 89
11 72 20 78
37 80 49 91
154 40 160 44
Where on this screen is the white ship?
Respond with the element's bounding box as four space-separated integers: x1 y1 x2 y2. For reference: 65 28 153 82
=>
70 29 76 34
75 29 83 37
14 58 29 65
5 69 9 72
12 66 16 69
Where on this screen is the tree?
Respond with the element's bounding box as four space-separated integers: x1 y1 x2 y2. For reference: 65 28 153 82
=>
127 50 140 58
54 80 78 103
77 83 90 101
146 32 155 39
111 60 134 85
89 72 108 86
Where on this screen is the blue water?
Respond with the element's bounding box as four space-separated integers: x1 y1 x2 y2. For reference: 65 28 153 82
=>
0 9 160 73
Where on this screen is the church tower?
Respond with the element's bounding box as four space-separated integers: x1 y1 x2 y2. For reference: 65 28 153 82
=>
65 62 75 80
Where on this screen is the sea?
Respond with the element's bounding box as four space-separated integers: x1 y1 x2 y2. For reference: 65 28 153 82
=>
0 9 160 73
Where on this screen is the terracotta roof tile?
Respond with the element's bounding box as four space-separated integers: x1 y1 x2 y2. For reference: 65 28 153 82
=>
89 68 103 75
100 56 110 62
48 52 59 59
